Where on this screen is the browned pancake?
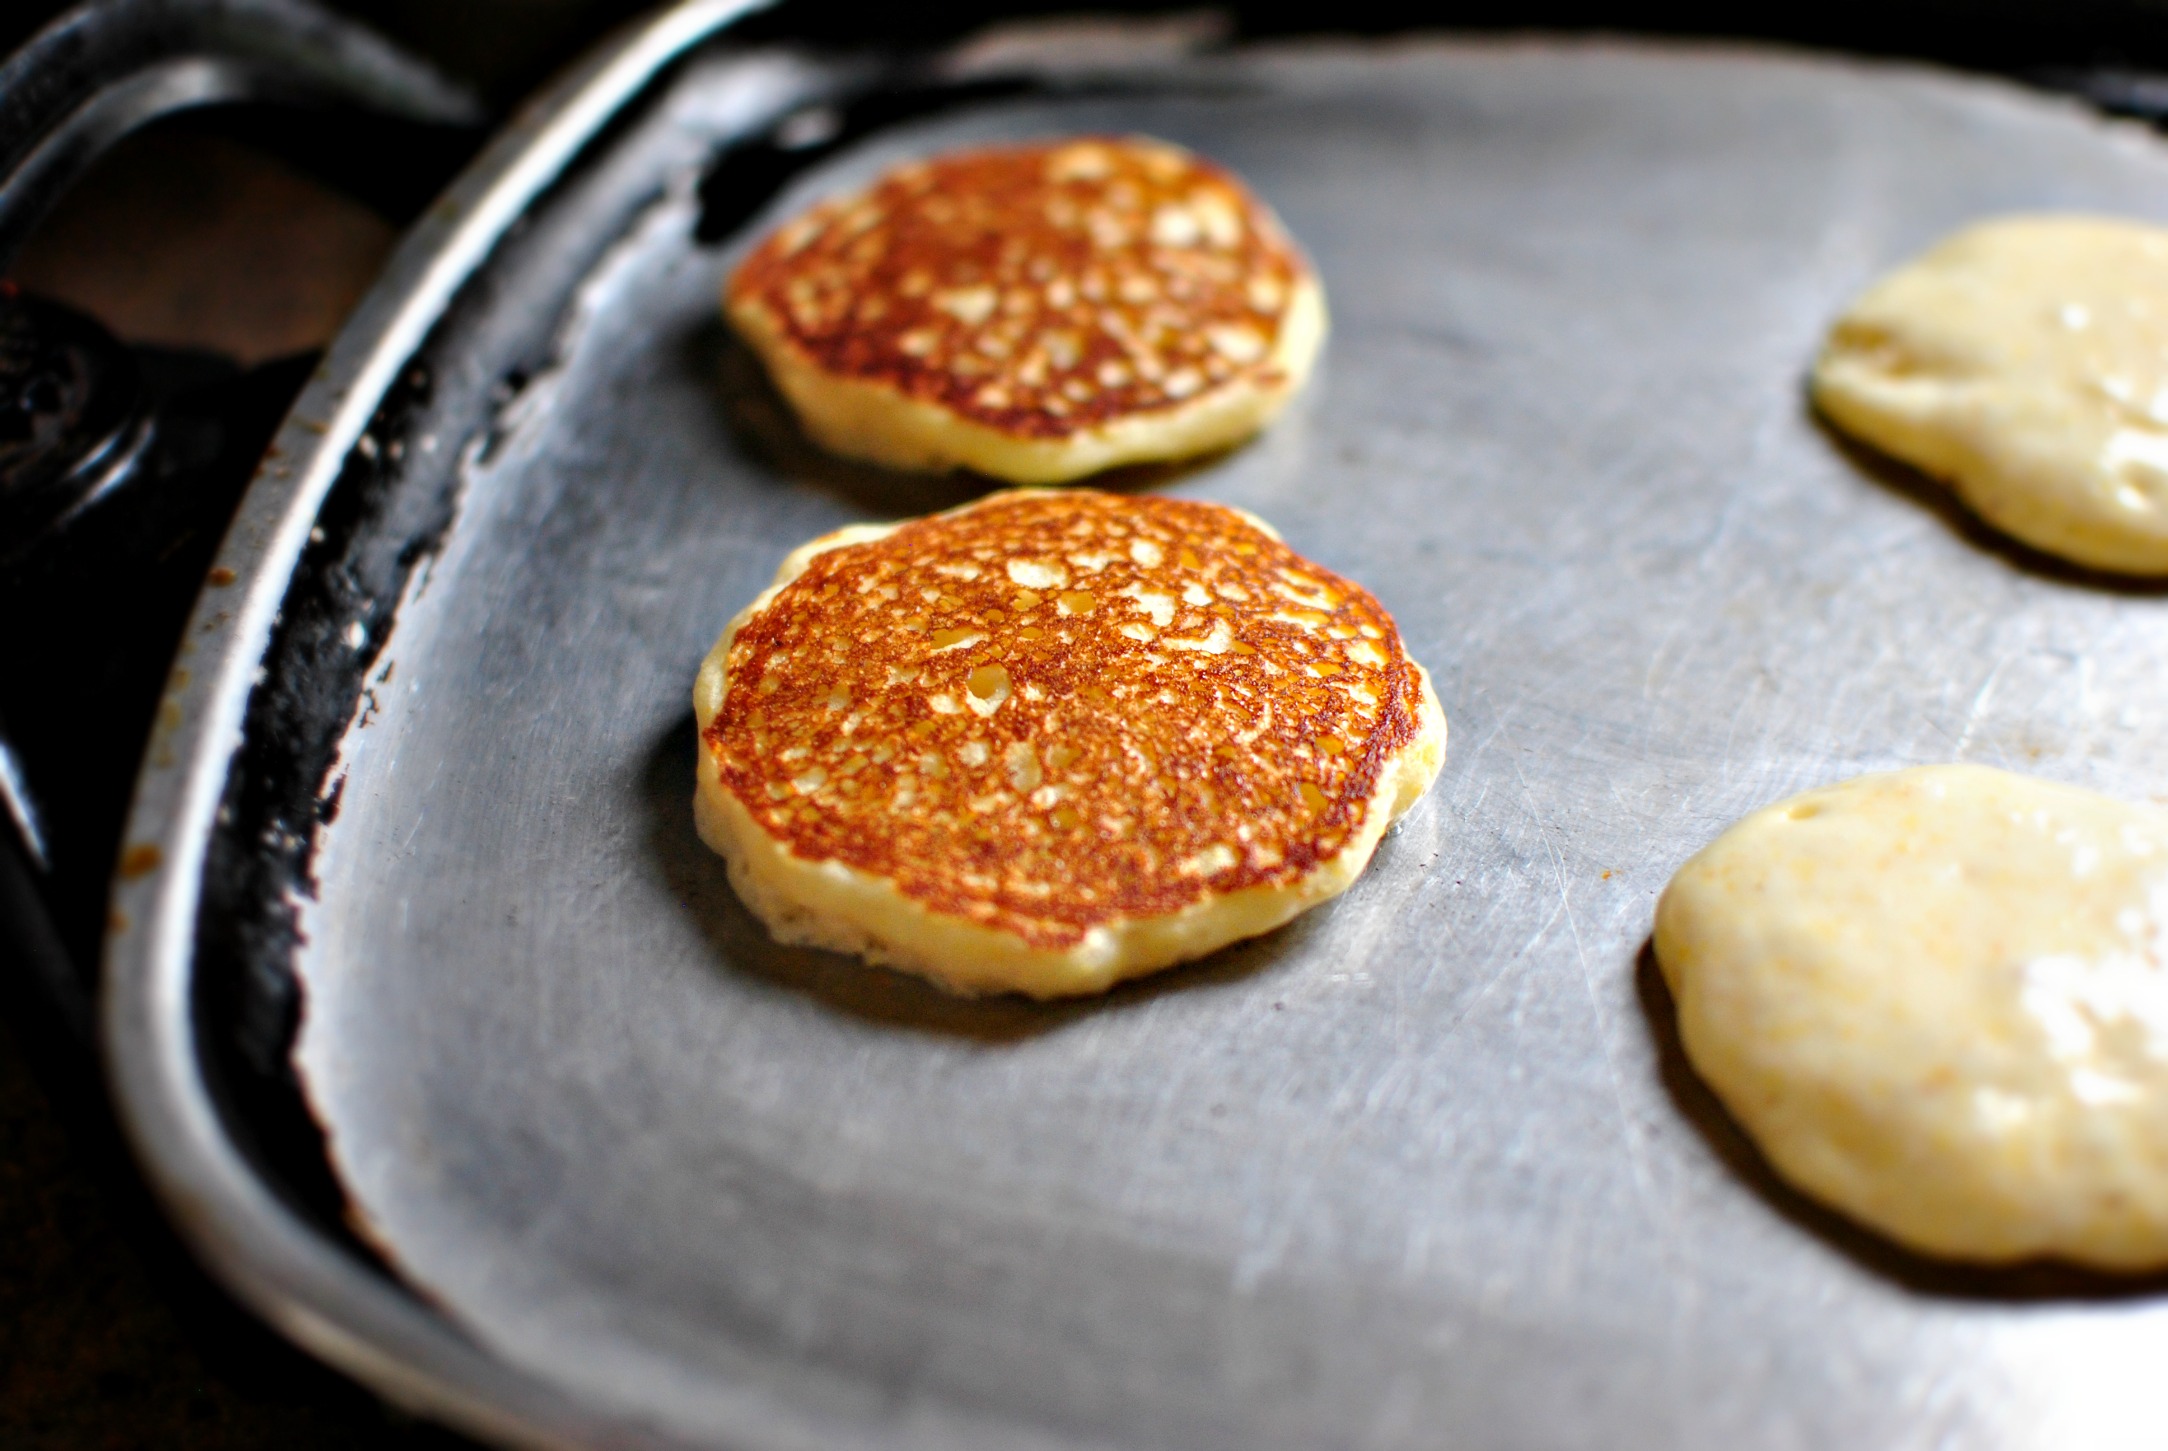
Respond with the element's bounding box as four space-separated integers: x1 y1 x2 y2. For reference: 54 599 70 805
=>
725 138 1325 481
699 490 1434 955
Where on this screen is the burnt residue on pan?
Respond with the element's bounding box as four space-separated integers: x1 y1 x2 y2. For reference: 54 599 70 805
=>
191 357 459 1257
179 53 849 1261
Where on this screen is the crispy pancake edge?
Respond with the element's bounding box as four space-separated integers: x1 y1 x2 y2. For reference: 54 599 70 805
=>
691 497 1445 998
730 277 1324 484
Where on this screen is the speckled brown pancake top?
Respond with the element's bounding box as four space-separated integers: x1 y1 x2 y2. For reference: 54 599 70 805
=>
704 491 1428 950
726 138 1312 439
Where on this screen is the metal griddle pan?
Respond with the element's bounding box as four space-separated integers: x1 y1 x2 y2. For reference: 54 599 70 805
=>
94 3 2168 1446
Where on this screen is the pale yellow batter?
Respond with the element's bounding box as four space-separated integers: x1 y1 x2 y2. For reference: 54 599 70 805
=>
1813 215 2168 574
1655 764 2168 1269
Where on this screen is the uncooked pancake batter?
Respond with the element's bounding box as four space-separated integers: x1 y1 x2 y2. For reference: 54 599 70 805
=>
1656 764 2168 1269
1815 215 2168 574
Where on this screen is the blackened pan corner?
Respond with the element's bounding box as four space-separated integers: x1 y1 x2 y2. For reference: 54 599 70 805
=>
189 353 456 1270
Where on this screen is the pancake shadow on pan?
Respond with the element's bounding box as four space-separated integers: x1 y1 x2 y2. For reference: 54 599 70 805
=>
693 317 1250 517
639 712 1300 1044
1810 406 2168 599
1635 941 2168 1302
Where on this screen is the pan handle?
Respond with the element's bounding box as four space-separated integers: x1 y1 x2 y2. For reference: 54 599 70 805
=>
0 0 483 272
0 0 482 1041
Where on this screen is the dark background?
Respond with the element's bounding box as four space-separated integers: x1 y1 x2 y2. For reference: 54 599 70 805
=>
9 0 2168 1446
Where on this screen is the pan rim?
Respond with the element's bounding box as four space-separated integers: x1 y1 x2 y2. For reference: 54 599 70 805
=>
97 3 773 1447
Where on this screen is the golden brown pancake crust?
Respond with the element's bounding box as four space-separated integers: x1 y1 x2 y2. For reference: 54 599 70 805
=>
726 138 1311 441
702 491 1427 950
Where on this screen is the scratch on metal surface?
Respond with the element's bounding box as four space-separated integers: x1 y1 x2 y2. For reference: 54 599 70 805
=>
1422 806 1554 1056
1715 668 1769 790
1424 924 1540 1059
1455 697 1524 770
1641 615 1689 703
1510 757 1666 1242
1948 655 2008 760
1692 478 1744 574
1812 635 1894 755
1689 330 1792 580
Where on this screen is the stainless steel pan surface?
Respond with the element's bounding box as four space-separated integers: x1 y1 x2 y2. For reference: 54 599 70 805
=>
102 7 2168 1447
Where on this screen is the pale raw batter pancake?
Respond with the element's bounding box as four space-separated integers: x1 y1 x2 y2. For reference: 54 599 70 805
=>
1656 764 2168 1269
726 137 1324 483
693 490 1444 998
1813 215 2168 574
